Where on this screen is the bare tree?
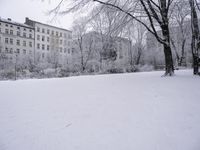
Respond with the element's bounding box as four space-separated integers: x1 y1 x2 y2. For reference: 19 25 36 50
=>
50 0 175 76
72 17 94 72
170 0 190 66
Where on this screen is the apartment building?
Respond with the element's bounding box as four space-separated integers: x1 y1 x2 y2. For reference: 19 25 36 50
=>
25 18 72 66
0 18 34 67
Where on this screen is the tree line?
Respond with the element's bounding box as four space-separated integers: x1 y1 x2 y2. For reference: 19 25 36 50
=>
50 0 200 76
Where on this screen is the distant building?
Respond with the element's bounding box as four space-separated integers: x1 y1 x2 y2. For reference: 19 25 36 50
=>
0 17 72 70
146 21 193 68
25 18 73 66
72 31 131 71
0 17 34 67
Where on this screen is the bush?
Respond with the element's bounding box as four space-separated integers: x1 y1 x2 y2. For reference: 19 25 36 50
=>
0 70 15 80
138 64 154 72
58 69 71 77
106 68 124 74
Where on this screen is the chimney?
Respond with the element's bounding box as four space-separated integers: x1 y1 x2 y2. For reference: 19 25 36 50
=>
25 17 29 22
7 18 11 21
25 17 34 27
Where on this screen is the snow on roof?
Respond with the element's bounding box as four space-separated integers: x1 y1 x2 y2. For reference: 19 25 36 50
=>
0 17 34 29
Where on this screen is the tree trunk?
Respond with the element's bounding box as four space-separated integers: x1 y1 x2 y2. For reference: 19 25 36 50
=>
161 25 174 76
193 53 199 74
170 38 180 65
179 39 186 66
163 43 174 75
160 0 174 76
189 0 200 75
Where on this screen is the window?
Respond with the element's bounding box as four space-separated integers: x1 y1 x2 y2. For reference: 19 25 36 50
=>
47 29 50 34
5 24 8 27
23 32 26 37
17 40 20 46
42 44 45 50
24 28 26 31
10 48 13 54
5 38 9 44
72 48 74 54
52 31 54 35
47 45 49 51
10 38 13 45
29 34 32 38
29 42 32 47
29 50 32 54
5 29 9 34
60 32 62 37
56 39 58 44
10 30 13 35
16 49 20 54
56 31 58 36
23 49 26 54
60 47 62 52
68 49 70 54
37 27 40 32
42 28 45 33
37 35 40 40
42 53 45 58
64 48 67 53
64 40 67 45
37 44 40 49
42 36 45 42
64 33 67 38
60 40 62 44
5 47 8 53
0 28 1 33
68 41 70 46
23 41 26 47
47 37 49 42
17 31 20 36
17 26 20 30
29 29 32 32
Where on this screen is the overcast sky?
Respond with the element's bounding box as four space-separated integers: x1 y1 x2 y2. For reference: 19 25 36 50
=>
0 0 74 30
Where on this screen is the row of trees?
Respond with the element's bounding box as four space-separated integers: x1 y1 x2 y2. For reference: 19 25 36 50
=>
51 0 200 76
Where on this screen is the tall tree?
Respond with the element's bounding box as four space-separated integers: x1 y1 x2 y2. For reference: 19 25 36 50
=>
189 0 200 75
170 0 190 66
72 17 94 72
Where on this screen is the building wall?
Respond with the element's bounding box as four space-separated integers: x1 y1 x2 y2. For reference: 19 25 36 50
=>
25 18 73 66
0 18 34 68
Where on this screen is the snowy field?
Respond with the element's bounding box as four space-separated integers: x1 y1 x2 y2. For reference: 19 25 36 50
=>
0 69 200 150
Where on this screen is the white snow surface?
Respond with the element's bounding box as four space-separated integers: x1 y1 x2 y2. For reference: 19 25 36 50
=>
0 70 200 150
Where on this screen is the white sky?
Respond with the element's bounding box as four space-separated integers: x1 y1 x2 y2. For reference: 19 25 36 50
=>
0 0 74 30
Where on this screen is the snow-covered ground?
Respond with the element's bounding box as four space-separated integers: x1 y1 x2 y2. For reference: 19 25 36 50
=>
0 70 200 150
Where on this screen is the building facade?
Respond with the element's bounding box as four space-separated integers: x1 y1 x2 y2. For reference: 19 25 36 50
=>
25 18 73 66
0 18 34 68
0 17 72 70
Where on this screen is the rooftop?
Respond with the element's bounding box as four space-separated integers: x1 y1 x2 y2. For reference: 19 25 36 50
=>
0 17 34 29
25 18 72 33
